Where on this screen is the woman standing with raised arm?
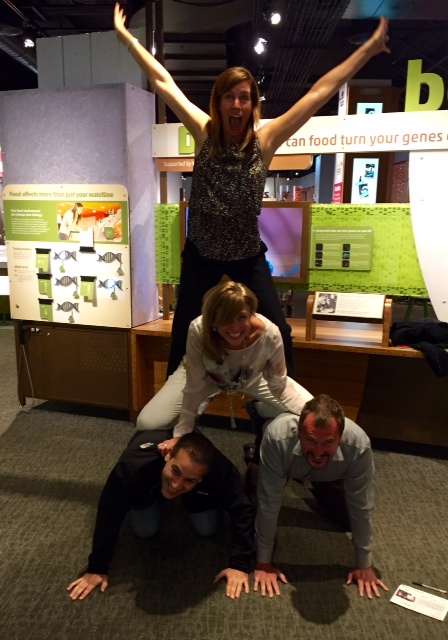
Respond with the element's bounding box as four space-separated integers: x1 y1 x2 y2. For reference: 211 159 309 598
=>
114 4 390 379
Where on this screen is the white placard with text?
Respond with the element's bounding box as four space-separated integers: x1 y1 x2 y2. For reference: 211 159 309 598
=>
391 585 448 621
313 292 385 319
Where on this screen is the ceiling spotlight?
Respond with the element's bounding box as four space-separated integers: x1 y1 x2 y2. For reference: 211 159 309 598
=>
268 11 281 25
22 27 36 48
254 37 268 55
260 94 266 101
263 1 281 25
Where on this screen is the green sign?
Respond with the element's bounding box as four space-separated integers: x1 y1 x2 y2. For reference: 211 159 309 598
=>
37 274 52 297
4 200 128 244
80 277 96 301
39 299 53 322
178 126 195 155
35 248 51 271
310 227 374 271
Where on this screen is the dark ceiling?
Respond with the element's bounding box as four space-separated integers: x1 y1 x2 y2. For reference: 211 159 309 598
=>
1 0 447 121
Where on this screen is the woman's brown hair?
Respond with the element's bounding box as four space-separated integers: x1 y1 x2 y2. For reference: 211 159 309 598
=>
208 67 262 158
70 202 83 224
201 280 258 363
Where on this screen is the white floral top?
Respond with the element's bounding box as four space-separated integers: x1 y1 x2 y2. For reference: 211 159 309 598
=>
174 313 310 437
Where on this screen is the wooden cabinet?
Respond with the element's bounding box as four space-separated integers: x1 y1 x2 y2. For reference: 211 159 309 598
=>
16 322 131 410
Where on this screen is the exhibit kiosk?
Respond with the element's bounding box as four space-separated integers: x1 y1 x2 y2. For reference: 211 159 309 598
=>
1 83 159 411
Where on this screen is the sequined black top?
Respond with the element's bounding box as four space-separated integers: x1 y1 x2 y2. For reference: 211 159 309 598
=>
187 136 268 260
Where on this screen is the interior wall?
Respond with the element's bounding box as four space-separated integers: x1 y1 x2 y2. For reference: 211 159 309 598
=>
409 150 448 322
36 28 147 91
124 84 159 326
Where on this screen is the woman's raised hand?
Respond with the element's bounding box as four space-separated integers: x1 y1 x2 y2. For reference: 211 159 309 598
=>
114 3 130 45
366 17 391 56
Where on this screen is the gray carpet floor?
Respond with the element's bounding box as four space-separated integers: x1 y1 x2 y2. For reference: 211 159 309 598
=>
0 324 447 639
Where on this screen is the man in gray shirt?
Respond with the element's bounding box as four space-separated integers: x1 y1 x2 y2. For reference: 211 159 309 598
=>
253 394 388 599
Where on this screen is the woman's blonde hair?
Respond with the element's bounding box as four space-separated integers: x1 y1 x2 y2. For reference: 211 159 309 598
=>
208 67 262 158
201 280 258 363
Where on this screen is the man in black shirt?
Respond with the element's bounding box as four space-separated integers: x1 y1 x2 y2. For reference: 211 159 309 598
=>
67 430 254 600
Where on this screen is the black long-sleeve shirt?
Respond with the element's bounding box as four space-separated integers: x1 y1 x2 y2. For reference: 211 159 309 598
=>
87 430 254 575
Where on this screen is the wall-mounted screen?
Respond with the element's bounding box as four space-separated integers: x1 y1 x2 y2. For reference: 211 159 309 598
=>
180 200 310 284
356 102 383 115
258 201 310 283
350 158 380 204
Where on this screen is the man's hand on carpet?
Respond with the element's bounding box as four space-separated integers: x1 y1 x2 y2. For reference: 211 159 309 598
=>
67 573 109 600
254 562 288 597
346 567 389 598
213 568 250 598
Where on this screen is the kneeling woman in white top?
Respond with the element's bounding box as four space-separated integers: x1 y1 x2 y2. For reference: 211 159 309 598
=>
137 280 312 450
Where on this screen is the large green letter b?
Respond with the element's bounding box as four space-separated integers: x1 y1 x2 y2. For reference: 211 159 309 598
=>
404 59 445 112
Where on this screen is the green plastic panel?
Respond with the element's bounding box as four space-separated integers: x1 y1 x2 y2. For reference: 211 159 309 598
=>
155 204 181 284
306 204 427 296
154 202 427 297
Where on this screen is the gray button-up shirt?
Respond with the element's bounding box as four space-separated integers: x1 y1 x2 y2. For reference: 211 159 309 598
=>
256 413 374 569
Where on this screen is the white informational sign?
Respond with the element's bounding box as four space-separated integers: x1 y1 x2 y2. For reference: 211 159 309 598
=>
338 83 348 116
313 292 385 319
152 110 448 157
390 585 448 621
351 158 380 204
332 152 345 203
332 84 349 203
3 184 131 328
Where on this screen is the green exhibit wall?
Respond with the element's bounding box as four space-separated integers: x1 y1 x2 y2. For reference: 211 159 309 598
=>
155 204 181 284
307 204 427 296
155 202 428 297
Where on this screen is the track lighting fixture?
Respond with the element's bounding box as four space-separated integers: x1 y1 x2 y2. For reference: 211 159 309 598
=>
263 1 281 26
267 11 281 25
254 37 268 55
22 27 36 48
